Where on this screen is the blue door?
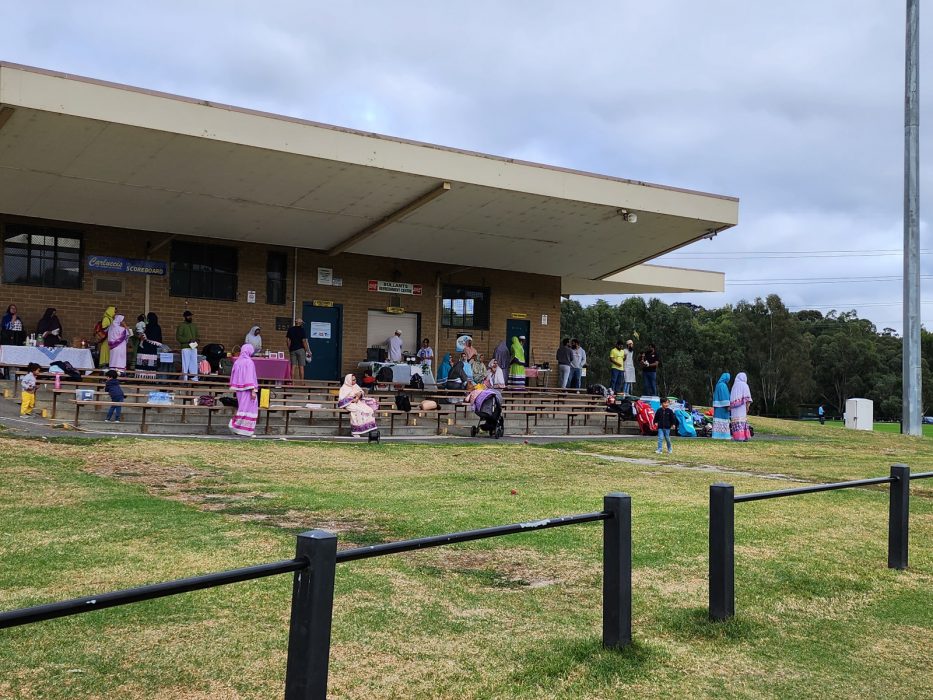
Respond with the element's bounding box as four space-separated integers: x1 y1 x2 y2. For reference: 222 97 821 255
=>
303 303 342 381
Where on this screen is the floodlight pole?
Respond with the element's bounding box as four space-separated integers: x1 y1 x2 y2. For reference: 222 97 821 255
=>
903 0 921 436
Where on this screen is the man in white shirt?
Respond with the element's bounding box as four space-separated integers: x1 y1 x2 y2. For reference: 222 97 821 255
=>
570 338 587 389
386 329 403 363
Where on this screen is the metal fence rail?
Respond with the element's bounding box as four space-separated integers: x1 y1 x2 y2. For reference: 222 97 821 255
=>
710 464 932 621
0 493 632 700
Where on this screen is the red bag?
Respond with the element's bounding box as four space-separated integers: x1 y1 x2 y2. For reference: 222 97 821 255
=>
633 400 657 435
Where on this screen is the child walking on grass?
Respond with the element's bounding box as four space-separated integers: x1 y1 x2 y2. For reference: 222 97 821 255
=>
20 362 40 417
655 397 676 455
104 369 125 423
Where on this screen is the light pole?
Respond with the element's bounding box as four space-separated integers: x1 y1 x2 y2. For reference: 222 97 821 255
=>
903 0 921 435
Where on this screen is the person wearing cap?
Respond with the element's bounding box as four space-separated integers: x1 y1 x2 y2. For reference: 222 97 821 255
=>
623 339 636 395
175 310 199 347
286 318 311 381
385 329 403 363
176 310 200 381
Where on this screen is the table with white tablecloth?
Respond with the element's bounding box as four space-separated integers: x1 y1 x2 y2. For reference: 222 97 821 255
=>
0 345 95 370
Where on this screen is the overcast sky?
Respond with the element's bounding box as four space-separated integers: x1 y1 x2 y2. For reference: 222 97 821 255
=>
2 1 931 332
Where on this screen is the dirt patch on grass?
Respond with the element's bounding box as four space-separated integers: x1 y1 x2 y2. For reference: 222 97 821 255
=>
410 546 594 590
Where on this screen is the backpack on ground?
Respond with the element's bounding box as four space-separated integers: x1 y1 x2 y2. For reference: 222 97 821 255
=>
408 374 424 390
375 366 394 383
197 395 216 407
633 400 657 435
395 393 412 412
588 383 608 397
219 396 237 407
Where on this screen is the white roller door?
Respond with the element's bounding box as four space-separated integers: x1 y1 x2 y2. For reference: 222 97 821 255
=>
366 311 419 355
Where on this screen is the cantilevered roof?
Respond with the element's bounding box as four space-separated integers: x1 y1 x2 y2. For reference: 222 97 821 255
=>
0 62 738 293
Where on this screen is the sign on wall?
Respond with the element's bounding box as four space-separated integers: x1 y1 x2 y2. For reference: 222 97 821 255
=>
247 290 256 303
318 267 333 285
87 256 166 275
309 322 332 339
368 279 423 295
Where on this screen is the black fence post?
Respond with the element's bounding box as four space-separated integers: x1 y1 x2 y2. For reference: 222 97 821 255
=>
888 464 910 570
284 530 338 700
602 492 632 648
709 483 735 621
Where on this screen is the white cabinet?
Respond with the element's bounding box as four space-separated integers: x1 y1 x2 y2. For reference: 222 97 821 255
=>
844 398 873 431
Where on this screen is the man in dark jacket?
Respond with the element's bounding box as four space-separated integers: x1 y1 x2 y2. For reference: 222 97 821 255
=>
556 338 573 388
654 397 676 455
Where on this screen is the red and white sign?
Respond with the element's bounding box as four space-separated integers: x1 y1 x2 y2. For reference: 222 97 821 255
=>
368 280 422 295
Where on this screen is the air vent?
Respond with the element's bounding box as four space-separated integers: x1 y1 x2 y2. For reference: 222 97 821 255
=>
94 277 124 294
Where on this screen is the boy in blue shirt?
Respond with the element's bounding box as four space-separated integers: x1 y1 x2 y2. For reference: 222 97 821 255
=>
104 369 125 423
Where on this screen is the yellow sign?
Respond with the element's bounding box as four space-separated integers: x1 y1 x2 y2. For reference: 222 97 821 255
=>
511 313 528 319
313 300 334 307
386 306 406 314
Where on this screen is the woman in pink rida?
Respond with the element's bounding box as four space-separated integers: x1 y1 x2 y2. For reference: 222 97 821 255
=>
229 344 259 437
729 372 753 441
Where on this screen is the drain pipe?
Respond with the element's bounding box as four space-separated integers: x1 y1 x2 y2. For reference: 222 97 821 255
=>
292 248 299 321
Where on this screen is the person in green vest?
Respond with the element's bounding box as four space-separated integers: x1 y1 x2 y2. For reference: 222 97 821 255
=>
176 310 201 380
175 310 199 347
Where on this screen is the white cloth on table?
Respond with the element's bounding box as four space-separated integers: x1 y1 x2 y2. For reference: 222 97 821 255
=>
0 345 94 370
181 347 199 381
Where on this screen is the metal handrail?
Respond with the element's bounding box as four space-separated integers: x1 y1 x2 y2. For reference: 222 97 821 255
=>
734 476 897 503
0 558 307 630
336 511 608 563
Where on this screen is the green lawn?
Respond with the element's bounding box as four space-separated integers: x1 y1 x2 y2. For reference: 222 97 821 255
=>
0 424 931 699
817 419 933 437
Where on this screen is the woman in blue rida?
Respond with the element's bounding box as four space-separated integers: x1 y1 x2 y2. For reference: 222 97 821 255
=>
712 372 732 440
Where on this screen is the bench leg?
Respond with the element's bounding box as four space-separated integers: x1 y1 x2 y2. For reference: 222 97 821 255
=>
74 403 80 427
390 413 395 436
265 409 271 435
52 393 58 419
141 407 148 434
567 414 572 435
284 411 291 435
207 409 213 435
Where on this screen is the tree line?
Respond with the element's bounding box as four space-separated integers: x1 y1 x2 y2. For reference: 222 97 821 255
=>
560 294 933 420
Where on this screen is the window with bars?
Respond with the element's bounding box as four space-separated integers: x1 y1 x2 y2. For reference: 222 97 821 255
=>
441 285 490 329
170 241 238 300
266 251 287 305
2 225 83 289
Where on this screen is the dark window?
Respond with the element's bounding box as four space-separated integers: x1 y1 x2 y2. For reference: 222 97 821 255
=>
170 241 237 300
266 251 287 305
441 285 490 329
3 224 82 289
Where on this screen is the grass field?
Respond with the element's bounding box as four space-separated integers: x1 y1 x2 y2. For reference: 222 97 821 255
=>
0 420 931 699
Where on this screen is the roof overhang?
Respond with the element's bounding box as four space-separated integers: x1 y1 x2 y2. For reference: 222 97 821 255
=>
0 62 739 287
562 263 725 295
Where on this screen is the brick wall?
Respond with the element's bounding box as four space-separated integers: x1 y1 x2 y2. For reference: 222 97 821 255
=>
0 215 561 378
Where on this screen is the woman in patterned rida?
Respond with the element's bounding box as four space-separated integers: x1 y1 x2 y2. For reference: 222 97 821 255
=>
711 372 732 440
338 374 381 442
730 372 753 442
228 344 259 437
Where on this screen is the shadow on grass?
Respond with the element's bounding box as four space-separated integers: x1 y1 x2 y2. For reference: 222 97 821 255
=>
661 606 759 643
509 636 663 688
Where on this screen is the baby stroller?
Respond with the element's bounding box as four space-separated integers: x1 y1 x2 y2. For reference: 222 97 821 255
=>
470 389 505 439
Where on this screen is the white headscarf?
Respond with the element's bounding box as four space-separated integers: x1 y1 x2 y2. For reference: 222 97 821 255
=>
244 325 262 352
730 372 752 405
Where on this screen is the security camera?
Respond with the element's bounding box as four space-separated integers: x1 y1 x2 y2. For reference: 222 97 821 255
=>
618 209 638 224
